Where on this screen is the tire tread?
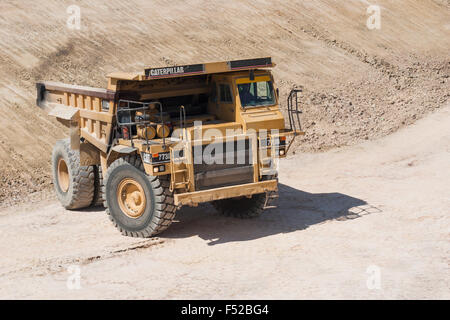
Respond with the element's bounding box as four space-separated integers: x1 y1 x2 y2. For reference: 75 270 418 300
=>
52 139 95 209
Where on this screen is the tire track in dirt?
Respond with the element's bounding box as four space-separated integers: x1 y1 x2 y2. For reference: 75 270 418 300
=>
0 238 166 279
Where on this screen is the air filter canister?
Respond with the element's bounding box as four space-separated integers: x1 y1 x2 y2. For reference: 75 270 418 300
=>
156 124 170 138
137 126 156 140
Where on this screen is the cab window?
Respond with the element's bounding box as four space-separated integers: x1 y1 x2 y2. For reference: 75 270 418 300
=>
237 80 275 107
209 82 217 103
219 84 233 103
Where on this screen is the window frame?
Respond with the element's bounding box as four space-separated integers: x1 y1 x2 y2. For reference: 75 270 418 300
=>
235 75 277 109
218 83 233 104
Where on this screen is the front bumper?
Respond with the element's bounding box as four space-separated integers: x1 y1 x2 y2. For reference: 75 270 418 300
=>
173 180 278 206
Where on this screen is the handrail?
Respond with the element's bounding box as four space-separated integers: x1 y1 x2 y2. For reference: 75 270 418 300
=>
116 99 166 149
287 89 303 135
179 105 187 140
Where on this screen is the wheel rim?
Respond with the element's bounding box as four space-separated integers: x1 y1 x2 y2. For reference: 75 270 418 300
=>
57 158 69 193
117 178 147 219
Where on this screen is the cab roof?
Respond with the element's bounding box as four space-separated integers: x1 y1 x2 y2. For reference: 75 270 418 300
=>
107 57 274 81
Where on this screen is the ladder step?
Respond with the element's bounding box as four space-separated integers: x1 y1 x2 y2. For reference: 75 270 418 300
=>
260 158 272 163
261 169 277 175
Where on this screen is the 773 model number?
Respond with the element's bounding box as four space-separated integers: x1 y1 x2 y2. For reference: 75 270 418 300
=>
142 151 170 164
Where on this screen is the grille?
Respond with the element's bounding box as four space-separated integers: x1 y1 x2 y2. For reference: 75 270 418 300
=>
192 139 254 190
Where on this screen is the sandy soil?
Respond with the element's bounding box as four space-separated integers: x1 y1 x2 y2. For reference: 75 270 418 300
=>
0 0 449 299
0 102 448 299
0 0 449 204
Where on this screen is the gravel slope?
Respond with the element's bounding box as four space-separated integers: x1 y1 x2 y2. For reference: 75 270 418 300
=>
0 0 449 204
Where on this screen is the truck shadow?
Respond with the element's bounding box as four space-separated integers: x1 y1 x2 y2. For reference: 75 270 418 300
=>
163 183 381 245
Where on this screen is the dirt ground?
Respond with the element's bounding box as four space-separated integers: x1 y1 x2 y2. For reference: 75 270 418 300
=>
1 102 448 299
0 0 449 299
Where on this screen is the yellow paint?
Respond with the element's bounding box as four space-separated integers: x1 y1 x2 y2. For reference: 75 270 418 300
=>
40 57 305 208
235 75 271 84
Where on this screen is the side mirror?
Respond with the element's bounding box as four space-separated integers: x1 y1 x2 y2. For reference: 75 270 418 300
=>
276 88 279 97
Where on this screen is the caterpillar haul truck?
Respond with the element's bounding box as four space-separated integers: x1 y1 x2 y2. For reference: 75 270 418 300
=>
36 57 304 238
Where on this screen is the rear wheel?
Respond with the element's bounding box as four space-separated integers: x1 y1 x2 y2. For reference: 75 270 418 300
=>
51 139 95 209
91 165 104 207
212 176 278 218
103 155 176 237
212 193 266 218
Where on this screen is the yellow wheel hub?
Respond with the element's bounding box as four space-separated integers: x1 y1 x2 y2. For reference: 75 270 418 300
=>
117 178 147 218
57 158 69 193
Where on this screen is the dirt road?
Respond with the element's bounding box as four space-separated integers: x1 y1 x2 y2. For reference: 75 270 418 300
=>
1 103 448 299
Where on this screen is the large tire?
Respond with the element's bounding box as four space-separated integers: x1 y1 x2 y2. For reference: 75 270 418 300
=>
91 165 104 207
212 176 278 218
103 155 176 238
51 139 95 209
212 193 266 218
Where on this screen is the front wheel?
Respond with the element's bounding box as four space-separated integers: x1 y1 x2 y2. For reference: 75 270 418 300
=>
103 155 176 238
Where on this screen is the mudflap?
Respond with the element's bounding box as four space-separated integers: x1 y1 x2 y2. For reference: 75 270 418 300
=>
264 189 279 210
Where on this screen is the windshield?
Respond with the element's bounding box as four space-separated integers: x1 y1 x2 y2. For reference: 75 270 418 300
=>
237 80 276 107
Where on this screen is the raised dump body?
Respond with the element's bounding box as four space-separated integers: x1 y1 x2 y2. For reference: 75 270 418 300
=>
37 57 304 237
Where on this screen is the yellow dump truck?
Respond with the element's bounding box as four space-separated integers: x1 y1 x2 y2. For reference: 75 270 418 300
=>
37 57 303 237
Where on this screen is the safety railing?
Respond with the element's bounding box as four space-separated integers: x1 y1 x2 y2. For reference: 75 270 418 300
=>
116 99 167 148
287 89 303 134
